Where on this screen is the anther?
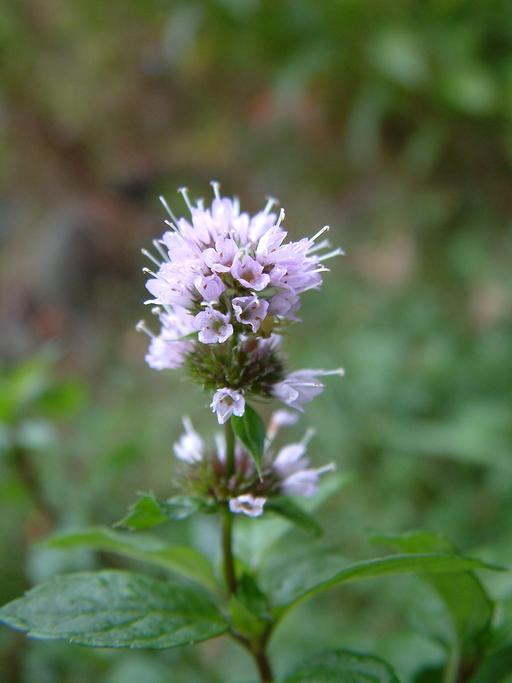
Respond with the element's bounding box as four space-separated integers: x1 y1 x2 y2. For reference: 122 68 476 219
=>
164 219 178 231
178 187 193 212
276 208 286 228
135 320 155 339
264 196 278 214
210 180 221 200
311 225 330 243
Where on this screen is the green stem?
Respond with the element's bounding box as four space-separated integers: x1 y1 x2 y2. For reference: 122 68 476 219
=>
253 644 274 683
225 418 236 480
222 507 237 595
222 419 237 595
223 419 274 681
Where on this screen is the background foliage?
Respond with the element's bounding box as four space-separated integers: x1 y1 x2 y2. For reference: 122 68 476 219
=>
0 1 511 681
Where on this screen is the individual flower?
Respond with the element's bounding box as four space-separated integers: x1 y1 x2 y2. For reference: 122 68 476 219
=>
173 417 204 464
203 237 238 272
194 307 233 344
280 464 336 497
211 388 245 424
232 295 269 333
267 409 299 441
229 494 266 517
231 254 270 291
195 273 225 303
273 442 309 478
137 309 195 371
272 368 345 412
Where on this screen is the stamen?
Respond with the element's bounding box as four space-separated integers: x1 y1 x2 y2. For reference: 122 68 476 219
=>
159 195 178 223
178 187 193 212
164 219 178 231
264 196 278 214
135 320 155 339
182 416 193 432
142 266 158 278
307 238 331 255
152 239 170 262
317 463 336 475
316 368 345 377
210 180 221 199
311 225 330 243
141 248 161 268
196 198 205 210
302 427 316 445
317 247 345 262
276 208 286 228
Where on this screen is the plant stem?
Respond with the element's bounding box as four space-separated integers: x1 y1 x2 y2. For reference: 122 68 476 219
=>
225 417 235 479
222 419 237 595
254 648 274 683
223 419 274 682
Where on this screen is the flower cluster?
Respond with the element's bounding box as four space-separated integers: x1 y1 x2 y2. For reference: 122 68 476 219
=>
173 411 335 517
137 183 344 423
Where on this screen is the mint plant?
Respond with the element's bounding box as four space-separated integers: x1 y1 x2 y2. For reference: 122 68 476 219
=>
0 185 504 682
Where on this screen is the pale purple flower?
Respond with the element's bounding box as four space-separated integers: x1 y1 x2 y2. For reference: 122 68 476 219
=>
273 443 308 477
211 388 245 424
267 410 299 440
194 307 233 344
138 309 195 371
173 417 204 464
145 262 196 308
267 290 300 319
232 295 269 333
281 464 336 497
229 494 266 517
272 368 345 411
203 237 238 273
231 254 270 291
140 185 344 401
195 273 225 303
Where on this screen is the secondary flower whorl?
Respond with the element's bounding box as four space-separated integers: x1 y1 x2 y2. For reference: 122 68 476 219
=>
172 413 335 517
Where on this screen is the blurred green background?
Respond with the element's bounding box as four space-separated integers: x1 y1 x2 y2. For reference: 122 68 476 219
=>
1 1 511 681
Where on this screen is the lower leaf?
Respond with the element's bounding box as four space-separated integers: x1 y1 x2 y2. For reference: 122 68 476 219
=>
45 527 218 593
262 548 498 612
282 649 400 682
0 570 228 649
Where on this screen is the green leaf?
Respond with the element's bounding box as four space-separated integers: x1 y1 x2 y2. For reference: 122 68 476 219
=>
0 570 227 649
282 649 400 682
469 644 512 683
262 548 498 612
115 493 202 530
371 531 493 652
46 527 218 593
232 404 266 474
265 497 322 537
